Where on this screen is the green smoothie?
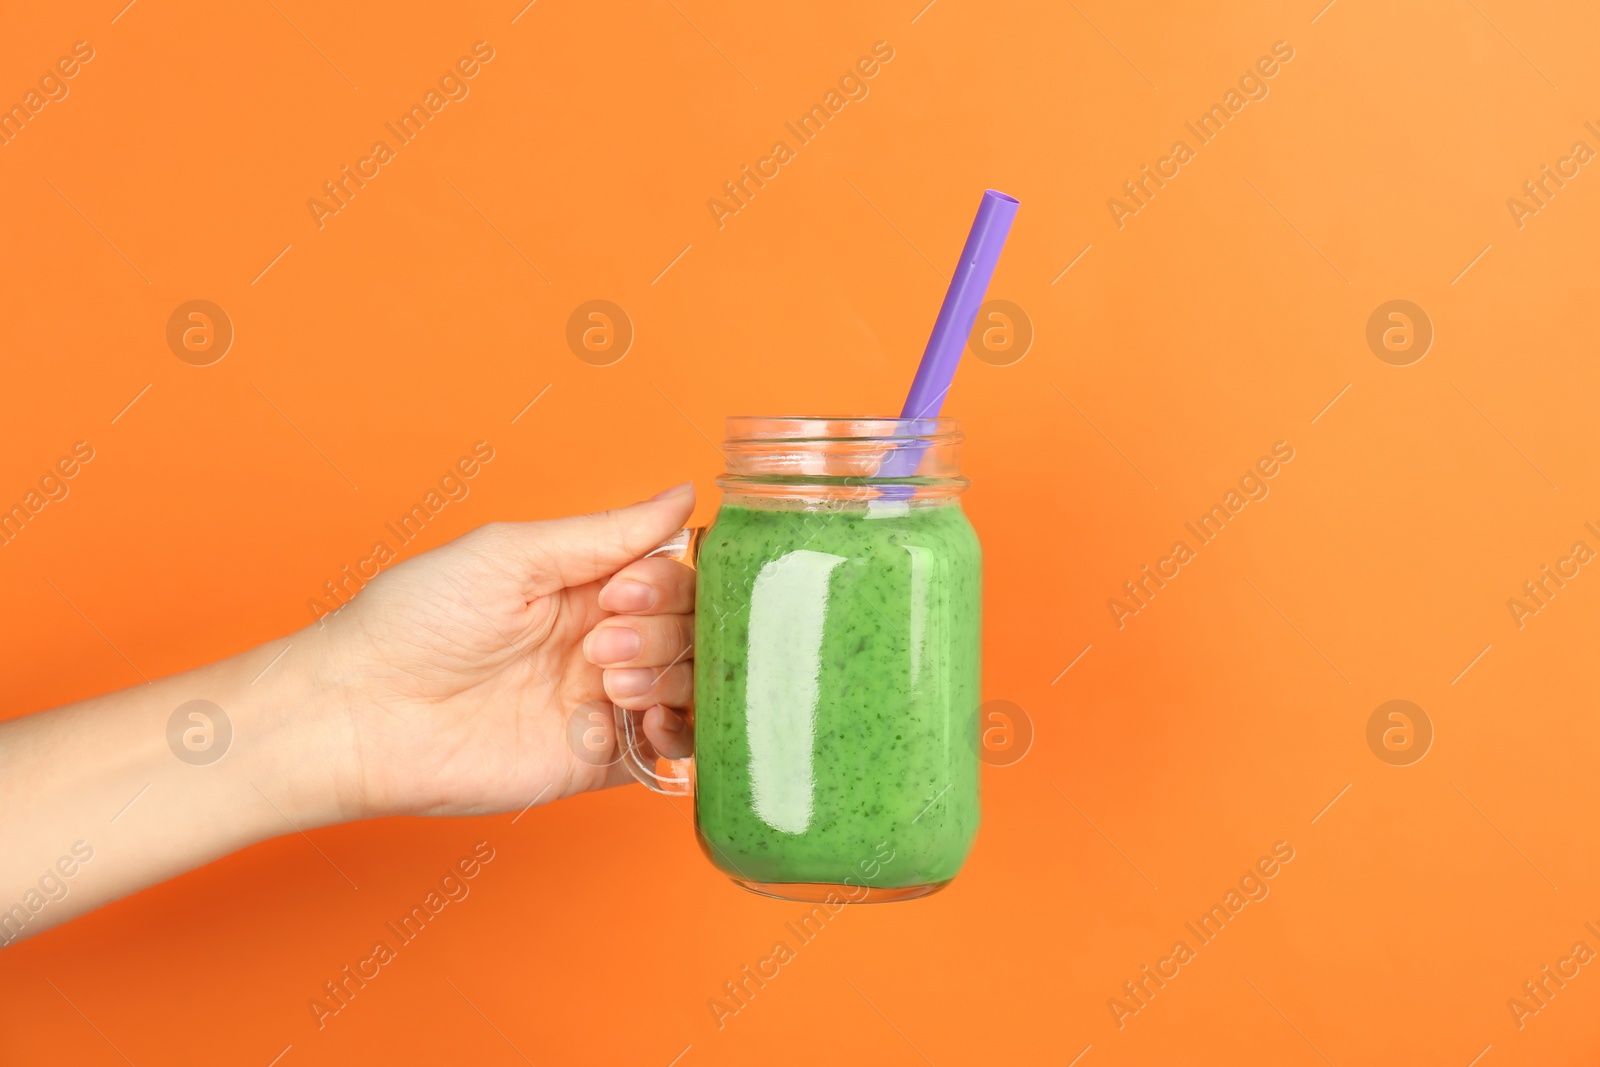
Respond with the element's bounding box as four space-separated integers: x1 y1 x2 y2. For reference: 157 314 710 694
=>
693 498 981 889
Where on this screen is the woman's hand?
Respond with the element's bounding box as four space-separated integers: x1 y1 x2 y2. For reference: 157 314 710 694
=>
317 483 698 820
0 486 701 945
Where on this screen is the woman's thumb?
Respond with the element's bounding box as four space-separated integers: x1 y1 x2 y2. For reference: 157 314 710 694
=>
495 483 695 591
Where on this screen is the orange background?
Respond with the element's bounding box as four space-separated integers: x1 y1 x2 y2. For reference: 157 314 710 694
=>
3 0 1599 1063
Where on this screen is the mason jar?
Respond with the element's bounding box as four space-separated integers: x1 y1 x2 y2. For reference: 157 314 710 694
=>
615 416 981 902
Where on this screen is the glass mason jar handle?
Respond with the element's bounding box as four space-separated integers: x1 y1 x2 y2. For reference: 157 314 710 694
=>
613 526 703 796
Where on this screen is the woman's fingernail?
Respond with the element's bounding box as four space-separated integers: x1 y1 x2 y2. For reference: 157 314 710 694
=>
585 627 641 666
658 708 685 734
599 580 655 612
649 481 694 502
605 668 653 698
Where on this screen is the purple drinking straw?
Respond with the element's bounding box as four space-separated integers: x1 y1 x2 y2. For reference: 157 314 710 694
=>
879 189 1019 483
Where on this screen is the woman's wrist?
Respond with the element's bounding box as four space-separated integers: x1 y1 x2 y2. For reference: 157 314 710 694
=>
227 623 364 833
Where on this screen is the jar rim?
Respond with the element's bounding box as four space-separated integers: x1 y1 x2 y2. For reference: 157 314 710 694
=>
723 415 961 443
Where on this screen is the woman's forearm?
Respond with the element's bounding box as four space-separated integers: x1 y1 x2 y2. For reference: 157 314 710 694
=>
0 627 352 945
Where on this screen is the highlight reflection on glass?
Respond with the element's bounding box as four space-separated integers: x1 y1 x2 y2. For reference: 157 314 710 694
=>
744 550 845 835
